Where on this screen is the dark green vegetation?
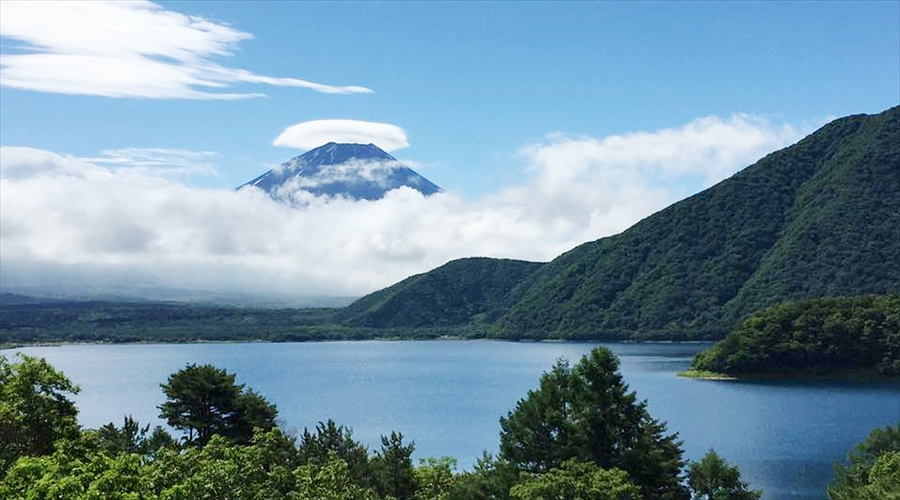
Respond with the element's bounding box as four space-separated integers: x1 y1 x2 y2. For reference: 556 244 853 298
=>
0 293 469 344
349 106 900 339
687 450 762 500
1 349 772 499
2 107 898 346
690 295 900 377
339 258 544 328
828 424 900 500
499 348 686 499
159 364 278 446
0 355 80 473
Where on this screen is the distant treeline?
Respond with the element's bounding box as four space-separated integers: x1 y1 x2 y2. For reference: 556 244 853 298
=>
691 294 900 377
5 294 900 384
0 297 480 345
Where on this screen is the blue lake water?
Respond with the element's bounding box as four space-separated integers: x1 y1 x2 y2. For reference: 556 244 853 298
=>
5 341 899 500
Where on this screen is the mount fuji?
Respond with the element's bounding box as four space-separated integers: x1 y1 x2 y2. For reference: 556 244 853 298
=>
239 143 441 201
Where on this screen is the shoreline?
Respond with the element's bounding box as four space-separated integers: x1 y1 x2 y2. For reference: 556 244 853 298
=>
7 341 897 385
677 369 738 380
2 337 714 351
678 368 900 385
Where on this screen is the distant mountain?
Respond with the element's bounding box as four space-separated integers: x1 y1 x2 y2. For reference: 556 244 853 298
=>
240 142 441 201
344 106 900 339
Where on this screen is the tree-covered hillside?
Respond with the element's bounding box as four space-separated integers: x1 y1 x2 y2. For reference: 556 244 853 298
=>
344 106 899 340
494 106 899 339
339 258 544 328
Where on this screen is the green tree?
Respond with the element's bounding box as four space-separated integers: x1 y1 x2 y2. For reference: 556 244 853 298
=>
864 452 900 500
96 415 176 458
509 459 640 500
158 363 277 447
0 354 81 473
0 447 152 500
687 450 761 500
499 347 688 500
141 428 300 500
227 389 279 445
290 457 380 500
297 420 374 490
829 424 900 500
372 431 418 500
445 452 518 500
414 456 458 500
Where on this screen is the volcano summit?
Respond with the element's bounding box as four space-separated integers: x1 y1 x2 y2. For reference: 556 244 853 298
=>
240 143 441 201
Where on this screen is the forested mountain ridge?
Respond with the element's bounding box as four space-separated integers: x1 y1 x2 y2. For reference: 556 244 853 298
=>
339 257 544 328
347 106 900 339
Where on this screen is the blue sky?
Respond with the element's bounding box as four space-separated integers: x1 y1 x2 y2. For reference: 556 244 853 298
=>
1 1 898 301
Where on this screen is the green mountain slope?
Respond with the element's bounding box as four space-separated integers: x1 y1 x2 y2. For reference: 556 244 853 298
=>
496 106 899 339
339 257 544 328
343 106 900 339
724 109 900 319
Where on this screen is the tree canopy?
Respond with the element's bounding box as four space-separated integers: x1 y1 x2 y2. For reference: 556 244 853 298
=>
691 294 900 377
687 450 762 500
0 354 778 499
829 424 900 500
509 459 640 500
159 363 278 446
499 347 688 500
0 354 80 474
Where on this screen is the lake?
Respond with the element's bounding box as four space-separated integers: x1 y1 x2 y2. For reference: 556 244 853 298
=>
5 341 899 500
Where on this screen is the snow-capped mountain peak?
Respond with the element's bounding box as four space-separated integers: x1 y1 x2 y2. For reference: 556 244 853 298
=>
239 142 441 201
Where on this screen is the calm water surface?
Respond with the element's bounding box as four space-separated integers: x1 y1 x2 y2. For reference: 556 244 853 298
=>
7 341 899 500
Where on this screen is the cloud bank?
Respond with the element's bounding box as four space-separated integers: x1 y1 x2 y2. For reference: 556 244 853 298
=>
0 115 808 301
0 1 372 99
274 120 411 152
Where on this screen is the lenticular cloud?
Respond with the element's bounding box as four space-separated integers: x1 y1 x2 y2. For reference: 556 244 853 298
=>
273 120 411 152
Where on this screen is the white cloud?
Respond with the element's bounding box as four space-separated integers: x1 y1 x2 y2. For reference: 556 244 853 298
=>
0 147 113 180
84 148 220 179
524 114 801 188
0 1 372 99
0 115 811 301
271 159 406 197
273 120 410 152
511 114 805 239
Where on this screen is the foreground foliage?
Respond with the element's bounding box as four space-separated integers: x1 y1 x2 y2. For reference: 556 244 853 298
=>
691 294 900 377
0 349 774 499
829 424 900 500
159 364 278 446
509 459 640 500
499 348 687 499
0 354 80 473
687 450 761 500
